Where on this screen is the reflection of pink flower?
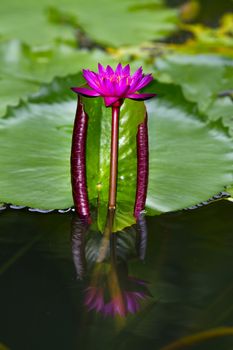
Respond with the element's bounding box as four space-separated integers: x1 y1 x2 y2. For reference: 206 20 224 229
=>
72 63 156 107
84 276 151 317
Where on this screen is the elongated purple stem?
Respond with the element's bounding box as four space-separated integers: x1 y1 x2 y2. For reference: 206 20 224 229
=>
71 96 91 223
134 113 149 219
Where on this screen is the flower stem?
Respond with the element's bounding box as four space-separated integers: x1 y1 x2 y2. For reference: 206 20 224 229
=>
98 102 121 260
108 103 121 210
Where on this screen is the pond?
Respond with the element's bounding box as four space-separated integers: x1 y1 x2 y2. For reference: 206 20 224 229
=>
0 200 232 350
0 0 233 349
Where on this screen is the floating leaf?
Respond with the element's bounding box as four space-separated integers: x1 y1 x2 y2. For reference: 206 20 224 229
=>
0 0 74 46
0 0 179 47
64 0 179 47
207 96 233 137
154 53 233 136
146 88 233 213
0 77 232 231
0 77 39 120
0 76 145 231
0 41 114 117
155 54 233 111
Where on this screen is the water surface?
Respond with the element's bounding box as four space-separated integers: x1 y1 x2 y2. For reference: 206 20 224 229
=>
0 200 233 350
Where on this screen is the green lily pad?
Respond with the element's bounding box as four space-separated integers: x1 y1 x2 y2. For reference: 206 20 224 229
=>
0 76 145 231
0 0 179 48
0 40 115 117
0 76 232 232
225 184 233 202
206 95 233 138
146 96 233 213
154 54 233 136
0 0 74 46
0 77 39 120
155 54 233 111
58 0 179 47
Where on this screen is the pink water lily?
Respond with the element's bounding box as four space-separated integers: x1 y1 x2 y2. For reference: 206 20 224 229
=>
72 63 156 107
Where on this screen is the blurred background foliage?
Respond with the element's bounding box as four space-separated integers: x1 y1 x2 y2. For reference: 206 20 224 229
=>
0 0 232 230
0 0 232 112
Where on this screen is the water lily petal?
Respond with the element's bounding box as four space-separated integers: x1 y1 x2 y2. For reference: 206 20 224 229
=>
71 87 101 97
98 63 106 75
83 70 103 93
128 75 144 93
83 70 99 85
117 77 129 96
112 81 120 95
106 65 114 76
105 78 116 95
128 69 147 92
133 74 153 91
131 66 143 81
115 63 123 75
103 96 119 106
127 93 156 101
82 69 94 82
122 64 130 76
99 77 109 95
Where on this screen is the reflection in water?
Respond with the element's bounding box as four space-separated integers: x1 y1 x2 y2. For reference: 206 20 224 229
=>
0 201 233 349
71 215 88 280
84 261 151 317
71 213 151 317
136 213 148 260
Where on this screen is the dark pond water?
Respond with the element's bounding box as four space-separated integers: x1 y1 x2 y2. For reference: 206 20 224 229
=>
0 200 233 350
